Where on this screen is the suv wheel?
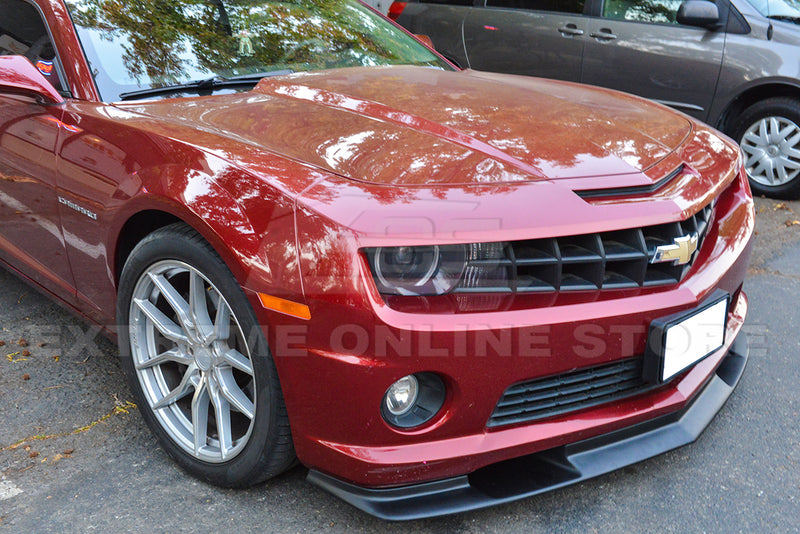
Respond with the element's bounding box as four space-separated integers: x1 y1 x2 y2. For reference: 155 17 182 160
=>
732 97 800 199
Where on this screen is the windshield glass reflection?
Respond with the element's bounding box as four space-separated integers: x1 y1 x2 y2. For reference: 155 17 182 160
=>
65 0 450 101
747 0 800 22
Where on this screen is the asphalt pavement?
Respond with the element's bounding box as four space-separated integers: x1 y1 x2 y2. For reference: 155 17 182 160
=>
1 197 798 533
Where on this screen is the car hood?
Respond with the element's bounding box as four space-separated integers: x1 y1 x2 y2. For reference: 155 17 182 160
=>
118 66 692 186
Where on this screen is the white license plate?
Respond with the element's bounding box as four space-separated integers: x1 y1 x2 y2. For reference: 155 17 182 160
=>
661 297 728 381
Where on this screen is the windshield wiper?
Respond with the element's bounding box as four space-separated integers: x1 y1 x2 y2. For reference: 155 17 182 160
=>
118 69 294 101
768 14 800 24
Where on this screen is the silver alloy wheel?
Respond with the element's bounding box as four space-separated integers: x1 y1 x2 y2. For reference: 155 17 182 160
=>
740 116 800 187
129 260 256 463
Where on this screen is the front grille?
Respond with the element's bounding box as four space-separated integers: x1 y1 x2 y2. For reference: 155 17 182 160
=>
456 203 713 294
488 358 649 428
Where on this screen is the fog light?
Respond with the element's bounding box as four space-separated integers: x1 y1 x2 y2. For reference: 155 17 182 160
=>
385 375 419 416
381 373 446 429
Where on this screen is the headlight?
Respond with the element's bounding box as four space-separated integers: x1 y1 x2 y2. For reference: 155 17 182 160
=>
366 245 467 296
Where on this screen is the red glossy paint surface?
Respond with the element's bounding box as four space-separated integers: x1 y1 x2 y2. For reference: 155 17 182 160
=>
0 0 754 490
126 67 693 186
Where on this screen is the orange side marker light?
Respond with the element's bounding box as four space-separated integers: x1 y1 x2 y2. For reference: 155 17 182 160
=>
258 293 311 320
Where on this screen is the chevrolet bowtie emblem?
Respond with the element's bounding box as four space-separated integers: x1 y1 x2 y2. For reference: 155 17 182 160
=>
651 233 699 266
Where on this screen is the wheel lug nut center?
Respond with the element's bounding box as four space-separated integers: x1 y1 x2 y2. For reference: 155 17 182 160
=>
768 145 780 157
194 347 213 371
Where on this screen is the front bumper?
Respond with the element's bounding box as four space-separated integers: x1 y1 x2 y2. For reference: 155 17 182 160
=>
252 155 755 513
261 171 754 490
308 332 749 520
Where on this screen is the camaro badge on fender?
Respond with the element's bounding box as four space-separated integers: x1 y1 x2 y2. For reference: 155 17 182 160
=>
652 233 699 265
58 196 97 220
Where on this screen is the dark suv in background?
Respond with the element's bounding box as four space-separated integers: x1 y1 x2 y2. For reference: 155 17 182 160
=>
391 0 800 198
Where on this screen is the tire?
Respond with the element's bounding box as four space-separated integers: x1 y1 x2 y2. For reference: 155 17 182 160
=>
117 223 295 488
730 97 800 199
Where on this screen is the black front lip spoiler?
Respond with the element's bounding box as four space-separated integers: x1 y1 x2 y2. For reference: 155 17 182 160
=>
307 333 749 521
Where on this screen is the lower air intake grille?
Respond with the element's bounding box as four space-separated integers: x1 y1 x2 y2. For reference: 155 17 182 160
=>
488 358 649 428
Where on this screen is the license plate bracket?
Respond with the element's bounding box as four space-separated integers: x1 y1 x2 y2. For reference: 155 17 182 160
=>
643 290 730 384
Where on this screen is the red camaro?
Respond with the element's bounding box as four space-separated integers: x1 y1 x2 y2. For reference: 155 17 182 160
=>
1 0 753 520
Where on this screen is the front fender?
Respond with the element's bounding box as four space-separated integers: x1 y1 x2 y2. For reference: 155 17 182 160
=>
56 102 307 326
107 155 307 322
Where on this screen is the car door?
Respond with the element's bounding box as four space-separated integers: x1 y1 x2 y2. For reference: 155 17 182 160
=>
0 0 76 303
581 0 728 121
463 0 589 82
394 1 476 68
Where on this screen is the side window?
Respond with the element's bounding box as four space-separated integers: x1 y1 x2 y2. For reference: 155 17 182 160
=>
602 0 684 24
486 0 586 14
0 0 66 93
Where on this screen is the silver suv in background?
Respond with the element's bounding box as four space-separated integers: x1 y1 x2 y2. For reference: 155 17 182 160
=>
391 0 800 198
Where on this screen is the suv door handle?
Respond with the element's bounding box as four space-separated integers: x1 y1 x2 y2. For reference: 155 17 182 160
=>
558 24 584 37
590 28 617 41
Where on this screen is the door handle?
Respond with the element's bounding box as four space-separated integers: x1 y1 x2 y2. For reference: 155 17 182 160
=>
558 25 585 37
590 28 617 41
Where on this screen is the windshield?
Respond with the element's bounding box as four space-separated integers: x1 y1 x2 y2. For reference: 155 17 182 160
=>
65 0 451 101
747 0 800 22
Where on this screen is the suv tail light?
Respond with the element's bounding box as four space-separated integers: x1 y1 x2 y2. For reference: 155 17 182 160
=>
388 2 407 20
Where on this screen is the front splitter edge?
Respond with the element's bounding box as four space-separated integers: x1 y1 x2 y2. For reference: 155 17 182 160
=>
308 333 749 521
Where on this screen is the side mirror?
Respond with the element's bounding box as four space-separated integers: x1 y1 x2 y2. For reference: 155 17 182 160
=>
676 0 721 29
415 34 435 49
0 55 64 104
